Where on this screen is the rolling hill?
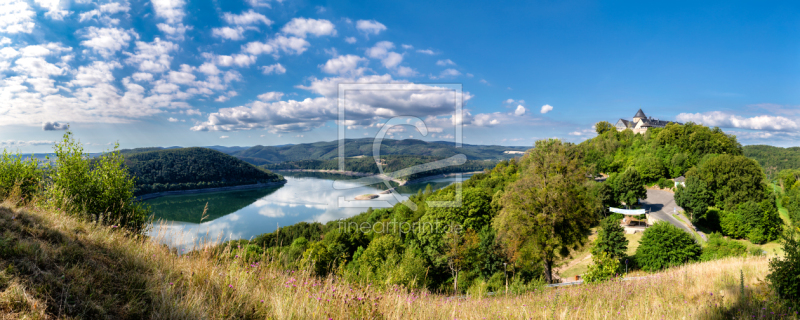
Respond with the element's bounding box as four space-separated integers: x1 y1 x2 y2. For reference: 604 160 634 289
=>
743 144 800 178
124 147 284 196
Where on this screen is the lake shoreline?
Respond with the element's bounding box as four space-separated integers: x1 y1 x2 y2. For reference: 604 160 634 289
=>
276 169 483 186
136 180 288 201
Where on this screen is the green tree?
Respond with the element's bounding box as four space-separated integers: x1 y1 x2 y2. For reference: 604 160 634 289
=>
616 167 647 208
692 154 768 210
584 252 622 283
675 175 712 222
767 226 800 308
592 216 628 260
493 139 597 283
635 222 701 272
595 121 615 135
634 156 666 183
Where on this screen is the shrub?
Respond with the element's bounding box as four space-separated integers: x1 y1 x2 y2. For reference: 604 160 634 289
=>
44 131 150 232
635 222 701 272
583 252 621 283
656 177 672 189
767 226 800 308
699 233 746 261
0 151 44 203
592 216 628 260
749 247 765 257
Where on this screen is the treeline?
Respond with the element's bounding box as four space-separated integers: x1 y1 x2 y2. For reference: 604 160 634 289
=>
233 138 528 165
124 148 284 196
744 145 800 178
264 155 497 181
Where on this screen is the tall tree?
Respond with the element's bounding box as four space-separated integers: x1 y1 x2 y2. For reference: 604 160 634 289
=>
595 121 615 135
674 175 712 222
592 216 628 260
493 139 598 283
616 167 647 208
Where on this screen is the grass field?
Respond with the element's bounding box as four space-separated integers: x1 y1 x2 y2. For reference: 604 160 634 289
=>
0 200 794 319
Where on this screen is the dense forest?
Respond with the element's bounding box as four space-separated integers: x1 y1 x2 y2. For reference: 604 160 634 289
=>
232 138 528 165
264 155 498 181
226 122 785 293
125 148 284 196
743 145 800 178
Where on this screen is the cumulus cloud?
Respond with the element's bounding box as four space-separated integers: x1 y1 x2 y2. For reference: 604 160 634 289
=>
242 35 310 57
124 38 178 73
345 37 356 44
365 41 407 71
416 49 434 55
212 26 248 40
257 91 284 101
156 23 191 41
42 121 68 130
168 117 178 122
436 59 455 66
514 105 526 116
0 0 36 34
320 54 367 76
435 69 460 78
80 27 135 58
220 135 229 139
260 63 286 74
540 104 553 114
79 2 129 25
33 0 70 20
151 0 185 24
356 19 386 36
223 10 272 25
676 111 799 131
281 18 336 38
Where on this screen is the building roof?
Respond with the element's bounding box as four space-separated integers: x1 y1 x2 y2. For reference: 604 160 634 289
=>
634 109 646 118
674 176 686 182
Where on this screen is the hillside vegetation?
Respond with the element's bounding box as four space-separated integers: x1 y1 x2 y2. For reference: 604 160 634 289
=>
233 138 527 165
264 155 497 181
124 147 284 196
744 144 800 178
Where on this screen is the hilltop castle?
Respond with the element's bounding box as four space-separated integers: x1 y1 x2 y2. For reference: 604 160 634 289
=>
615 109 681 134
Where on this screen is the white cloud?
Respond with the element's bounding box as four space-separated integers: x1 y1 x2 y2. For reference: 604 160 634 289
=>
281 18 336 38
479 79 489 85
540 104 553 114
157 23 191 41
131 72 153 81
70 61 122 87
438 68 460 78
220 135 229 139
676 111 799 131
79 2 129 25
213 54 256 67
124 38 178 73
514 105 526 116
212 26 248 40
245 0 271 8
365 41 393 58
223 10 272 25
416 49 434 55
42 121 67 130
260 63 286 74
33 0 69 20
0 37 11 46
168 117 178 122
345 37 356 44
151 0 185 24
215 90 238 102
197 62 220 75
80 27 134 58
243 35 310 57
382 52 403 69
436 59 455 66
356 19 386 36
395 66 417 77
401 44 413 50
320 54 367 76
257 91 283 101
0 0 36 34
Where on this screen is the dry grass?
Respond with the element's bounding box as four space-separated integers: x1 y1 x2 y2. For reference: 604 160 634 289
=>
0 201 795 319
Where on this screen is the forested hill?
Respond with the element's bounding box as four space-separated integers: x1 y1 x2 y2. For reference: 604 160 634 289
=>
743 145 800 178
233 138 529 165
124 148 284 196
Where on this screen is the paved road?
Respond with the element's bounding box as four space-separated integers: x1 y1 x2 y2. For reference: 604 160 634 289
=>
638 189 695 235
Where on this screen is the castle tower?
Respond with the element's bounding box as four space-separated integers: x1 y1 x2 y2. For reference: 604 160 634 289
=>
633 109 646 123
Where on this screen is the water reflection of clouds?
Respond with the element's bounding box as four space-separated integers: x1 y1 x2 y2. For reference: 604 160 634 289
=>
148 174 463 251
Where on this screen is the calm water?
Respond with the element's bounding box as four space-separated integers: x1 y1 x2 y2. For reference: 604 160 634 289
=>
146 172 471 250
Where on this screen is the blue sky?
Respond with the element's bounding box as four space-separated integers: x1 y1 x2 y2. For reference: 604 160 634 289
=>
2 0 800 153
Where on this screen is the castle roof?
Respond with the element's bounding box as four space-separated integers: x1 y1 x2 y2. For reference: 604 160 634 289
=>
634 109 646 118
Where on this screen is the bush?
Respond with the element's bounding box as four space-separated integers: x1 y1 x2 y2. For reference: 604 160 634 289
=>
584 252 621 283
635 222 702 272
699 233 746 261
44 131 150 232
767 227 800 308
0 151 43 203
656 177 672 189
634 156 667 184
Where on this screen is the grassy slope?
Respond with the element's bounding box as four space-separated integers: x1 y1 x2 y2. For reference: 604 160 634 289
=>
0 201 792 319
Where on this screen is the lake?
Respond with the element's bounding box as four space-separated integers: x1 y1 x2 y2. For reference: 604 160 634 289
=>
146 172 472 251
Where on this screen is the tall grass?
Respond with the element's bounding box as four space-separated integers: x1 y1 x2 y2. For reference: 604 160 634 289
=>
0 196 794 319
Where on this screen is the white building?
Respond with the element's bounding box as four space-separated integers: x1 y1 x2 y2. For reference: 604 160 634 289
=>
615 109 681 134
